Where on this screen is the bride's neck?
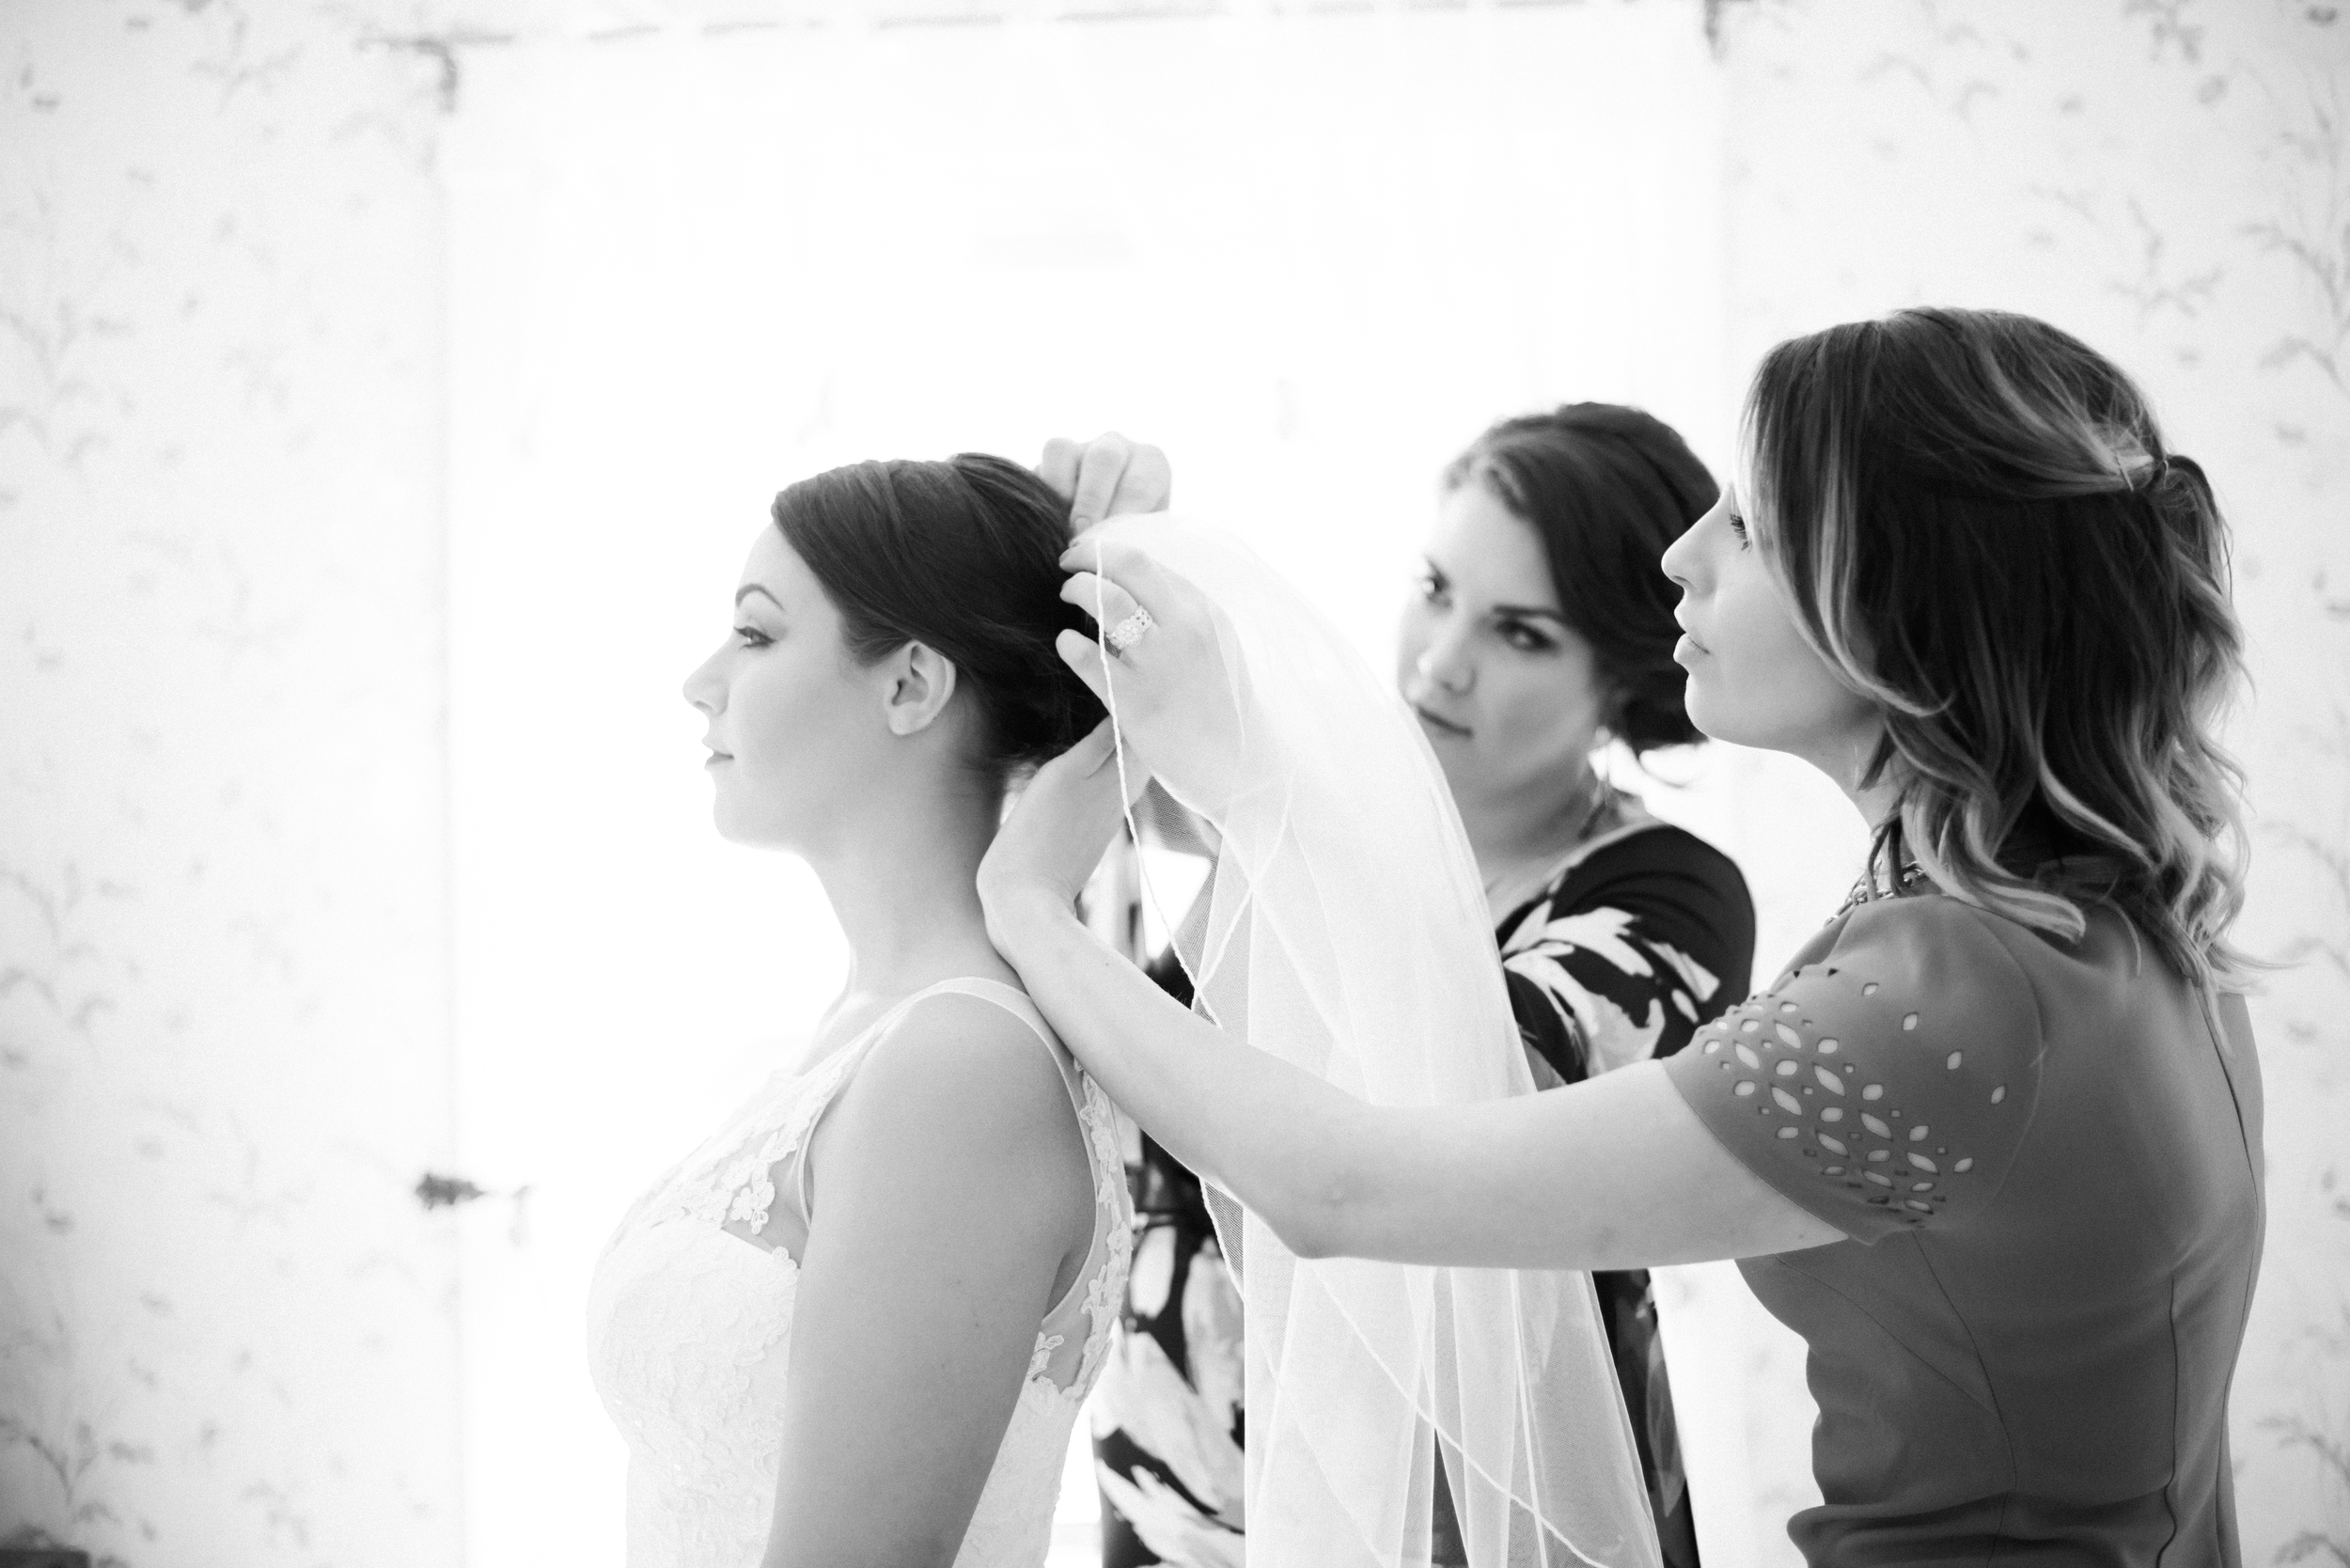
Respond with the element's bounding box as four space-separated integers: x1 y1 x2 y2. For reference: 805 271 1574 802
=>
807 776 1008 1003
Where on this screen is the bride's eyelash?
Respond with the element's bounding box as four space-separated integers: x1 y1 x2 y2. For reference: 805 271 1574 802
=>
733 625 773 649
1728 512 1750 546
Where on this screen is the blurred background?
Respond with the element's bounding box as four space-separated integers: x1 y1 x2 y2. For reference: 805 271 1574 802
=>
1 1 2343 1564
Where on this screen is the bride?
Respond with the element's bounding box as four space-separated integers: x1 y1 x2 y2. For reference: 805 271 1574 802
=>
586 453 1134 1568
587 447 1657 1568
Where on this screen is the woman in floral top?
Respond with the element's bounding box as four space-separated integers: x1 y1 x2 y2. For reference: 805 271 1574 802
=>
1067 406 1753 1568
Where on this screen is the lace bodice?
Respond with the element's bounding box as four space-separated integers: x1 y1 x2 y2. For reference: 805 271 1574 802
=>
586 978 1134 1567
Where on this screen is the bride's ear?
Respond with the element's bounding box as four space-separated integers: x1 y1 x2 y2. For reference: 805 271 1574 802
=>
882 641 960 737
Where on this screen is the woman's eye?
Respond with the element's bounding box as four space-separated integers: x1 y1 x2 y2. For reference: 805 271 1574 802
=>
1499 623 1555 653
1416 572 1449 604
1727 512 1750 548
733 625 773 649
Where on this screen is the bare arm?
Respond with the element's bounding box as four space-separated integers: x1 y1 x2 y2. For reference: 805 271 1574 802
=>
987 878 1838 1273
761 996 1094 1568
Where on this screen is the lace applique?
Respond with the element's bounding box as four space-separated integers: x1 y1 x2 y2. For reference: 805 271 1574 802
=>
1026 1331 1066 1383
651 1043 869 1244
1069 1070 1136 1392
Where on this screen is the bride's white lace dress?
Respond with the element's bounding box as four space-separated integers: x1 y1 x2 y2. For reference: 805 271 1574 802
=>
587 977 1135 1567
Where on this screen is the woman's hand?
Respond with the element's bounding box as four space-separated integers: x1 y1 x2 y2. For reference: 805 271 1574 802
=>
979 722 1136 949
1037 433 1172 532
1058 536 1251 819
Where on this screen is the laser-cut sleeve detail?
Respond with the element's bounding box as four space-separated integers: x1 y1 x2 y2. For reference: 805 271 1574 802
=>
1663 895 2046 1245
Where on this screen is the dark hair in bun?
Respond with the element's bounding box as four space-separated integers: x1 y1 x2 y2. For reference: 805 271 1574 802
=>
1442 402 1716 757
772 453 1102 782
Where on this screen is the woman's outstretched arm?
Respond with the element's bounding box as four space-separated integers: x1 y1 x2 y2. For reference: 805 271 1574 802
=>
980 736 1837 1274
991 885 1830 1271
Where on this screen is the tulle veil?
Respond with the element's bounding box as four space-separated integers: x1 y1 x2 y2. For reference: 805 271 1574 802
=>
1084 513 1662 1568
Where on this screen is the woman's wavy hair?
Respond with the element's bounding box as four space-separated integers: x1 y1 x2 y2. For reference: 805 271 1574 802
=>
1443 402 1717 757
1744 306 2251 984
773 453 1102 786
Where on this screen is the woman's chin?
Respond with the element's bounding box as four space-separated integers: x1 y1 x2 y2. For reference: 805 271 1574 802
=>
1682 687 1757 752
708 797 772 849
709 793 818 855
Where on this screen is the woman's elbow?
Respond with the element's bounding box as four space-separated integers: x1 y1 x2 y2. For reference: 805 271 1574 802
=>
1228 1102 1385 1262
1261 1171 1362 1262
1267 1210 1334 1261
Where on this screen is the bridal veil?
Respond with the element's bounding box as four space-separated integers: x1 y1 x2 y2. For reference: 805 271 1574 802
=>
1085 514 1662 1568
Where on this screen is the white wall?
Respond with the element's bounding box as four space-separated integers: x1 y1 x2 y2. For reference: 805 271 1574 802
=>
1716 0 2350 1555
0 5 461 1564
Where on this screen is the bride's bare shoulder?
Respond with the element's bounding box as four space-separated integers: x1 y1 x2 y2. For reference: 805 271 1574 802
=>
820 990 1087 1185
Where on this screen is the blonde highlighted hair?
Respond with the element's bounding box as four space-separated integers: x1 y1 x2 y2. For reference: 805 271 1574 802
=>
1745 306 2251 984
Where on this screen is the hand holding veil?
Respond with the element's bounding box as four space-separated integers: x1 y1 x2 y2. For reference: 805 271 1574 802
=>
1001 514 1663 1568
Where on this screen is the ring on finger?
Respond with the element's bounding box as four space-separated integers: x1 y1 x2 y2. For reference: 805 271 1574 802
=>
1105 606 1155 654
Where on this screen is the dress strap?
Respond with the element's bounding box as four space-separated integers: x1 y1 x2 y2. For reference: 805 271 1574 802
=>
808 976 1046 1075
910 978 1091 1123
918 976 1058 1054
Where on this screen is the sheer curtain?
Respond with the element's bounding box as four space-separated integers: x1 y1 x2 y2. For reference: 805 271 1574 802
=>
441 8 1735 1564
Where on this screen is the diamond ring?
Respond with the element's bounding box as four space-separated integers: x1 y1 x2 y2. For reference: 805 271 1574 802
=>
1105 607 1155 654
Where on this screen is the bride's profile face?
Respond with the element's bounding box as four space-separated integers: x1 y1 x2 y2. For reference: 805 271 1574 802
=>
682 526 882 849
1396 481 1610 818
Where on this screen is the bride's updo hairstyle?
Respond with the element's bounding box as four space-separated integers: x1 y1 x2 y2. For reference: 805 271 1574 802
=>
1744 306 2249 981
773 452 1103 784
1442 402 1716 757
